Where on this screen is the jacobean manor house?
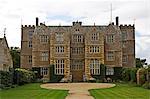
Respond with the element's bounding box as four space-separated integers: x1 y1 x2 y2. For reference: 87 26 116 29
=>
21 17 135 82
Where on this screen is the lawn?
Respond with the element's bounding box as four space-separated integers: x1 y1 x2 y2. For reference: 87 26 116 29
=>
0 83 68 99
89 83 150 99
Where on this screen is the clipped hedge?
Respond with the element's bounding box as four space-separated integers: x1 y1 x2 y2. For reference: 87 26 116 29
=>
14 68 36 85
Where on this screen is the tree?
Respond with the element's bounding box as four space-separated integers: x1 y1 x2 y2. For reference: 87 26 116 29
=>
10 47 20 68
136 58 147 68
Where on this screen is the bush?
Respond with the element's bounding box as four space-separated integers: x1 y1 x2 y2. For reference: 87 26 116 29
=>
0 70 13 89
121 68 138 82
14 68 36 85
142 81 150 89
122 68 130 81
130 68 138 82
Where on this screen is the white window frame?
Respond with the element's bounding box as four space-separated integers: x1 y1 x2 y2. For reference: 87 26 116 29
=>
41 67 48 76
107 51 114 61
90 59 100 75
90 46 100 53
56 46 64 53
106 67 114 75
41 51 49 61
55 60 64 75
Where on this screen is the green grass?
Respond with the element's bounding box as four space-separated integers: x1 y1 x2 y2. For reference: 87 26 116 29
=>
89 83 150 99
0 83 68 99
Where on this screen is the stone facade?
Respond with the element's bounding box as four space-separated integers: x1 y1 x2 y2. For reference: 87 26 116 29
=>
0 36 13 71
21 17 135 82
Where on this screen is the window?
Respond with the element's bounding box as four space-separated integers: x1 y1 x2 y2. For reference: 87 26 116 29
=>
56 46 64 53
123 55 128 63
90 46 100 53
41 67 48 75
55 60 64 75
41 52 49 61
40 35 48 43
90 59 100 75
91 33 98 41
28 55 32 64
56 33 63 42
122 41 126 48
107 51 114 61
106 35 114 43
28 41 32 48
71 60 83 70
28 31 33 39
73 35 83 42
122 32 127 41
106 67 114 75
72 47 84 54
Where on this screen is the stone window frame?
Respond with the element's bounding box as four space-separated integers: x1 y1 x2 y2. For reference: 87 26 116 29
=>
41 51 49 61
71 60 83 70
123 55 128 63
90 59 101 75
73 34 83 43
122 31 127 41
55 59 64 75
106 66 114 75
28 30 34 40
41 67 48 76
106 51 115 61
28 55 32 64
55 32 64 42
40 35 49 43
122 41 126 48
28 41 32 48
55 46 64 53
89 46 100 53
91 32 99 41
72 47 84 54
106 34 115 43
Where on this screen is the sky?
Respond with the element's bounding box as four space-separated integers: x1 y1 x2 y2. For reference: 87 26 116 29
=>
0 0 150 64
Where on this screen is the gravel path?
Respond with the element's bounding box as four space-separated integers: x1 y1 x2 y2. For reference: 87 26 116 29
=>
41 83 115 99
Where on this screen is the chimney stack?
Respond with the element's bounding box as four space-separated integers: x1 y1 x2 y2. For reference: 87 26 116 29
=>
36 17 39 26
116 16 119 26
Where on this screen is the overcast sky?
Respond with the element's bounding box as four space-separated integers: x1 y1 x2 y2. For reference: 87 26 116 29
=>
0 0 150 64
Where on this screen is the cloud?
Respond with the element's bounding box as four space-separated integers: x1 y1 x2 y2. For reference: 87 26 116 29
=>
0 0 150 63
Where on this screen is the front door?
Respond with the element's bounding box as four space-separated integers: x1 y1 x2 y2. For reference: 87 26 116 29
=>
72 70 83 82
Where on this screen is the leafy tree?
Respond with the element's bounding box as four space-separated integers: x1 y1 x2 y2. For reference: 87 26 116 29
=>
10 47 20 68
136 58 147 68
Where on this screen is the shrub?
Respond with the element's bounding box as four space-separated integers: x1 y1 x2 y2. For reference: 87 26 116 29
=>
121 68 138 82
130 68 138 82
0 70 13 89
122 68 130 81
14 68 36 85
142 81 150 89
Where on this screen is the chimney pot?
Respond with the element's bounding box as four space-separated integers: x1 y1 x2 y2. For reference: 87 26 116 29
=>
116 16 119 26
36 17 39 26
